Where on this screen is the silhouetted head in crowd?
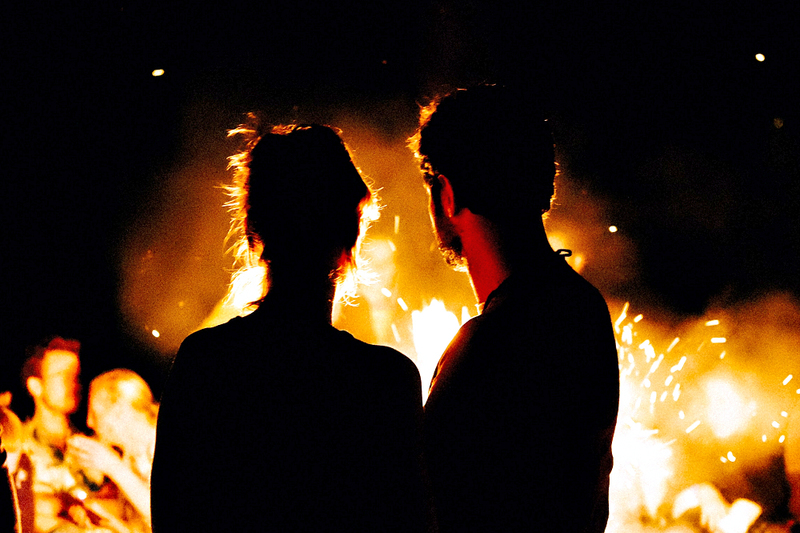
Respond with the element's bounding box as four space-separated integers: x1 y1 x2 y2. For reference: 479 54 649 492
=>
411 85 555 269
87 369 157 452
22 337 81 419
227 121 372 308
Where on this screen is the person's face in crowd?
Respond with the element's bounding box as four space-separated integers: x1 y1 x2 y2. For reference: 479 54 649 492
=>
40 350 81 415
427 179 467 272
86 390 126 448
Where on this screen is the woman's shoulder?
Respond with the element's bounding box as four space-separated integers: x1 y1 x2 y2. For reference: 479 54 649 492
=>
331 329 421 385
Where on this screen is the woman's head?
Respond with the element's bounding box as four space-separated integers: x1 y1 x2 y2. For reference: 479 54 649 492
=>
87 369 158 447
227 121 373 300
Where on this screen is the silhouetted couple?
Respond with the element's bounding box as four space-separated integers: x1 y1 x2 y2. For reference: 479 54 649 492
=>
151 86 619 532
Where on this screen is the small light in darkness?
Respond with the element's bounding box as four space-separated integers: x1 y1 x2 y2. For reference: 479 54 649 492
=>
774 118 784 129
152 330 160 338
755 53 765 62
608 225 618 233
152 69 165 77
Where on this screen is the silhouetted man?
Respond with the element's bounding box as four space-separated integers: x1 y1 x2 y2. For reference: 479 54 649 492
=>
412 86 620 532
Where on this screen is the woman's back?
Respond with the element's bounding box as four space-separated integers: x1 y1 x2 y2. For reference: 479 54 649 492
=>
151 296 428 532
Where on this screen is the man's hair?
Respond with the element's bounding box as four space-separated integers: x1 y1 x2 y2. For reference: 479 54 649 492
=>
412 85 556 229
21 336 80 384
226 120 373 302
90 369 158 425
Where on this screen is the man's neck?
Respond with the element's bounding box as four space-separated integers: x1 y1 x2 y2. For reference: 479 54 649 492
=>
462 216 551 306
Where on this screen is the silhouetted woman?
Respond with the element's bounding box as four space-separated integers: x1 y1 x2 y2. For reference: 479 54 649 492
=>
151 123 430 532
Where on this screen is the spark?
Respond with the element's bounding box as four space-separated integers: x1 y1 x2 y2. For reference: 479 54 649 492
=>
152 69 165 77
665 375 673 386
397 298 408 311
755 53 765 62
622 324 633 345
727 451 736 462
673 383 681 401
780 435 786 443
390 323 401 343
608 226 618 233
667 337 680 352
784 375 793 385
711 337 726 344
763 435 768 442
671 356 687 373
773 421 781 429
647 353 664 374
783 411 789 417
705 319 720 326
394 215 400 234
152 330 160 338
686 420 701 433
614 303 629 334
719 351 726 360
634 314 644 323
679 410 685 420
381 288 392 297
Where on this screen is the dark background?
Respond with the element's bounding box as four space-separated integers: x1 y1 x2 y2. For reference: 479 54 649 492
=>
2 0 798 418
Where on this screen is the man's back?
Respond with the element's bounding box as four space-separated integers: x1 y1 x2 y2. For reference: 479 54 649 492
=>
424 252 619 532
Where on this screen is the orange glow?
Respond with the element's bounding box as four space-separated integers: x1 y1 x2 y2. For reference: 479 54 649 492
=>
151 69 165 77
704 377 748 438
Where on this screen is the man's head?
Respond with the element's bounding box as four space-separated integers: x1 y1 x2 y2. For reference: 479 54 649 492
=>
23 337 81 417
87 369 157 448
412 85 556 265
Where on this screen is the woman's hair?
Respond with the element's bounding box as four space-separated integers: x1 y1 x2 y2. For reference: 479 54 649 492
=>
226 119 373 305
89 369 158 425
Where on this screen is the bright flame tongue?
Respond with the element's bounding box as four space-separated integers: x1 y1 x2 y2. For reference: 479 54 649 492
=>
411 299 461 402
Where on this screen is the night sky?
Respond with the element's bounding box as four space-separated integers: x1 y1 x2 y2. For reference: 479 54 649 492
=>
2 1 799 416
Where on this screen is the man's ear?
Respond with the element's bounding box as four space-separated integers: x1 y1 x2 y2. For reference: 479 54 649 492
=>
438 174 457 218
27 376 42 399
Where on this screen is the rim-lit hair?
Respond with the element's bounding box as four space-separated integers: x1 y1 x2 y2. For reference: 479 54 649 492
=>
409 85 557 218
90 369 158 425
225 117 374 308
